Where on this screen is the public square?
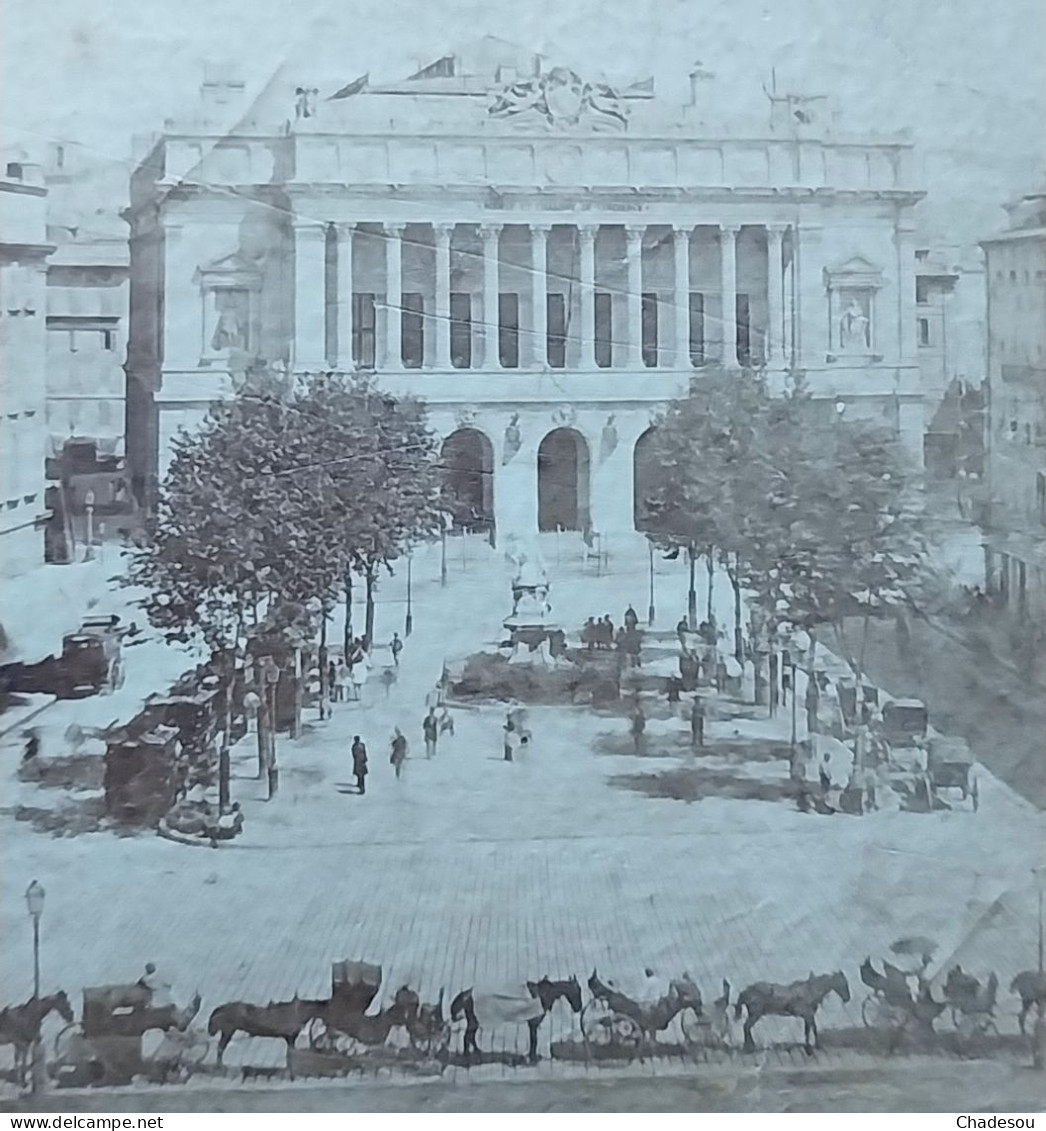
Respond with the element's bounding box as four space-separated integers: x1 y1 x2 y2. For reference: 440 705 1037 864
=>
2 538 1043 1083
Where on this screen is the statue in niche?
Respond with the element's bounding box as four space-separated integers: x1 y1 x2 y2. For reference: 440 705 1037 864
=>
838 294 870 351
599 414 618 463
503 413 522 465
211 288 249 352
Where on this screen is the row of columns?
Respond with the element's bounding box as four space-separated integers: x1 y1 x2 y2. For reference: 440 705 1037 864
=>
294 221 790 372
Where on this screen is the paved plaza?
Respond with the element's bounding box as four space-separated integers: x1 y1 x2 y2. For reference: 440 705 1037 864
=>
2 538 1044 1080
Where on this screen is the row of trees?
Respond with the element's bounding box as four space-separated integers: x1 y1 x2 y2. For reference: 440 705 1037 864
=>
643 367 934 710
125 371 446 797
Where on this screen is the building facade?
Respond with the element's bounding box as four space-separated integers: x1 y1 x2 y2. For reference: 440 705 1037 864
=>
980 188 1046 619
44 142 130 475
0 153 52 581
126 41 926 543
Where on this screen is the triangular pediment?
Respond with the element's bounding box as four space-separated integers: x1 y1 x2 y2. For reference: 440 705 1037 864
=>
193 251 262 287
824 253 884 289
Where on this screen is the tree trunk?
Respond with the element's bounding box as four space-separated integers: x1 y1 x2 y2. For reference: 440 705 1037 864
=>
364 569 376 652
706 547 715 624
289 647 303 740
687 547 697 631
805 631 819 736
732 554 743 661
318 609 328 699
219 660 233 811
343 568 353 654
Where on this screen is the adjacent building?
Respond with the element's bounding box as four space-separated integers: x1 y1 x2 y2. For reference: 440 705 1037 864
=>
126 40 927 544
0 153 52 581
980 187 1046 619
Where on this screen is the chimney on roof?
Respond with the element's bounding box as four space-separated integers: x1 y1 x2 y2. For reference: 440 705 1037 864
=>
201 62 245 114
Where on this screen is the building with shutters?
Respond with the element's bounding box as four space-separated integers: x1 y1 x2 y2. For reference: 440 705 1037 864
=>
125 39 926 546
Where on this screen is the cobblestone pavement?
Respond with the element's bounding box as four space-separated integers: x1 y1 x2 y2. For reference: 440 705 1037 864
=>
2 537 1043 1086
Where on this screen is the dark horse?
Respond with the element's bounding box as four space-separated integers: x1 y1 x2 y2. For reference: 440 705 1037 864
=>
450 976 583 1063
207 996 328 1075
1011 970 1046 1036
0 991 74 1086
735 971 850 1055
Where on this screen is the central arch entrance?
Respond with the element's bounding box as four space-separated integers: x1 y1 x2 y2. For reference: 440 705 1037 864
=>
537 428 590 532
633 427 660 531
441 428 494 533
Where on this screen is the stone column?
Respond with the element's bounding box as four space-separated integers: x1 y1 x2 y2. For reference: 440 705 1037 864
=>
625 224 644 368
719 223 739 368
293 220 327 371
384 222 404 371
336 222 355 370
433 223 452 369
765 224 785 365
531 224 550 369
673 225 692 369
795 222 825 371
579 224 597 370
481 223 502 369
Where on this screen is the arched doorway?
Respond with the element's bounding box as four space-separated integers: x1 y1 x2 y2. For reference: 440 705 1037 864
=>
633 427 660 531
537 428 590 532
441 429 494 533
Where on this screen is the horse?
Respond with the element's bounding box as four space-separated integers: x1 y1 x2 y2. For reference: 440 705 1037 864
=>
207 996 328 1075
944 967 998 1032
735 971 850 1055
0 991 74 1086
451 975 583 1063
317 984 418 1052
587 969 703 1050
1011 970 1046 1036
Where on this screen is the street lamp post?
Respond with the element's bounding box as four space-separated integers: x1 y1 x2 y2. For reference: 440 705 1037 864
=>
647 541 656 627
83 490 96 562
405 553 413 638
440 525 448 589
25 881 45 1093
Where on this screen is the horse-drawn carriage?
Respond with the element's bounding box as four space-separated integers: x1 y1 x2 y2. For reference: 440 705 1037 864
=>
306 961 450 1062
579 970 728 1058
880 699 929 770
52 984 205 1086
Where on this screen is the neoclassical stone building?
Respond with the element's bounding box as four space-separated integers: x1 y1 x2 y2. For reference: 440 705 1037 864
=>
126 40 925 544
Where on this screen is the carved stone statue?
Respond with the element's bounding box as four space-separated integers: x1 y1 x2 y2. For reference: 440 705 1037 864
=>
211 289 249 352
839 296 870 351
599 414 618 463
502 413 522 465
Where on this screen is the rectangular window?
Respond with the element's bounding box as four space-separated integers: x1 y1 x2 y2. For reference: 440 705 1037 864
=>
595 291 613 368
918 317 931 346
499 292 519 369
689 292 705 365
916 278 930 305
103 329 115 352
450 292 472 369
352 292 376 369
1037 472 1045 525
736 293 751 366
402 292 425 368
547 293 567 368
642 292 658 368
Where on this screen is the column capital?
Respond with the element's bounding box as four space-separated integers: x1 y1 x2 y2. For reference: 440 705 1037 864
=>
578 223 598 243
293 218 328 235
335 221 357 237
531 222 553 236
384 221 406 236
479 222 503 240
718 223 741 239
672 223 695 239
433 221 455 240
625 223 645 243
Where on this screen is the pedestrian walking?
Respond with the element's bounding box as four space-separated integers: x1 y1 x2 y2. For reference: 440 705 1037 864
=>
381 666 397 699
390 632 404 667
352 651 370 703
337 661 351 703
390 728 408 779
583 616 596 651
438 706 455 737
624 604 639 632
318 681 332 721
690 696 705 748
351 735 368 794
503 721 519 762
327 660 339 701
22 728 40 763
677 616 689 650
423 708 438 758
630 699 646 755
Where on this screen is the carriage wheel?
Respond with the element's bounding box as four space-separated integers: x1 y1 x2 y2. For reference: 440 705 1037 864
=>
307 1016 336 1053
580 1002 641 1056
970 777 979 812
53 1022 84 1061
860 994 881 1029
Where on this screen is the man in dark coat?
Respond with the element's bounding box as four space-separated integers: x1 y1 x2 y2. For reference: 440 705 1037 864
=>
624 605 639 632
690 696 705 748
351 735 368 794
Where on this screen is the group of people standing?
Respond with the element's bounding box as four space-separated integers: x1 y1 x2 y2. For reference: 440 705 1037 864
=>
314 637 373 720
581 605 643 667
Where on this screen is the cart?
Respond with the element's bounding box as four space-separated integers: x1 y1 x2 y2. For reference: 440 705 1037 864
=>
926 735 978 811
52 984 207 1087
880 699 928 771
